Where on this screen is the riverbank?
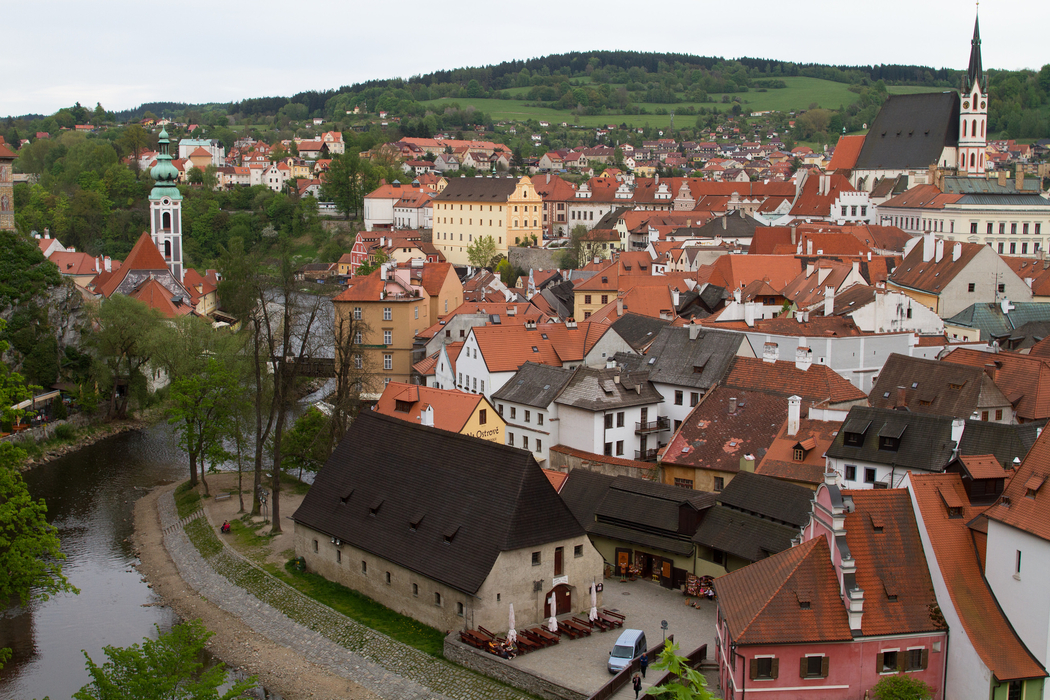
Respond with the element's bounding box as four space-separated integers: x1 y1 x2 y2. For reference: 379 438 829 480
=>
14 406 166 471
133 481 381 700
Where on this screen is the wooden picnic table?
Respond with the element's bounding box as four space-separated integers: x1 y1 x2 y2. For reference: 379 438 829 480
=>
530 627 560 644
460 630 488 649
563 618 592 636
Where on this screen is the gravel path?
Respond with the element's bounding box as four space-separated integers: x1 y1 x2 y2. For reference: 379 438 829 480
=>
160 490 531 700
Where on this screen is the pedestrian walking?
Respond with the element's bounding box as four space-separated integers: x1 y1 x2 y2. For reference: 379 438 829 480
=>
632 672 642 699
640 651 648 678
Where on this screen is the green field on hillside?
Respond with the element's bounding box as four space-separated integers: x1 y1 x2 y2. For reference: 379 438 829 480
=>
423 77 941 129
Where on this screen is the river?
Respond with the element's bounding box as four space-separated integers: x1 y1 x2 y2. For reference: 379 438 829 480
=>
1 423 196 699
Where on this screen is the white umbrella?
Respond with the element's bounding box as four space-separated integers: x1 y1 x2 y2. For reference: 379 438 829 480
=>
589 582 598 622
507 603 517 644
547 593 558 633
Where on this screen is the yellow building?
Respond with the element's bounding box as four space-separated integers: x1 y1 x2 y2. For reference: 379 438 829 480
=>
432 176 543 265
373 381 505 443
332 262 462 397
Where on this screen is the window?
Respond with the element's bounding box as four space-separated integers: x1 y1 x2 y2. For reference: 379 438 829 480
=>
714 477 724 492
967 282 976 292
355 331 363 344
456 601 464 616
536 439 542 452
971 222 978 234
383 330 392 345
1015 549 1022 576
1000 223 1007 234
458 372 463 387
675 390 683 405
385 571 391 584
554 546 564 576
522 435 529 450
616 411 625 428
793 448 805 462
995 409 1003 421
383 307 392 321
1012 223 1018 235
907 649 927 671
998 283 1006 293
802 655 828 679
750 657 778 680
531 551 541 566
510 407 516 419
498 404 504 415
414 306 419 319
691 392 699 407
1009 681 1022 700
472 377 477 391
616 440 624 456
674 477 694 489
353 307 362 320
537 413 544 426
845 465 857 481
879 650 899 673
982 410 990 421
601 294 609 304
604 442 612 456
605 414 614 429
383 354 392 371
313 539 318 553
412 583 419 596
865 468 877 484
479 409 487 425
354 354 362 370
525 410 531 423
395 399 412 413
585 294 592 305
361 560 367 574
508 432 514 446
435 592 442 606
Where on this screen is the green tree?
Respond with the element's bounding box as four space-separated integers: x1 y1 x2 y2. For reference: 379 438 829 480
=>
321 152 363 219
870 673 934 700
643 640 713 699
282 406 330 481
495 258 516 286
91 294 164 419
73 619 256 700
355 248 388 277
466 234 497 269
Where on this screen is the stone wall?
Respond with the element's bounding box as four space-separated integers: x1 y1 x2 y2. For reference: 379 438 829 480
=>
443 634 587 700
549 445 657 480
509 246 561 273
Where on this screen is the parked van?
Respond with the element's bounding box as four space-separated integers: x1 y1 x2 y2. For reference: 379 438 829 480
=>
607 629 647 674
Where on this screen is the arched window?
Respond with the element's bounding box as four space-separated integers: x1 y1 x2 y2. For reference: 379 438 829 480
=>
162 212 171 230
970 153 976 168
962 121 967 137
972 120 977 138
980 121 985 137
164 240 171 258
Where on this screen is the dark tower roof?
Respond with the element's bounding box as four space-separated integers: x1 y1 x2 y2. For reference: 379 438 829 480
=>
966 14 984 92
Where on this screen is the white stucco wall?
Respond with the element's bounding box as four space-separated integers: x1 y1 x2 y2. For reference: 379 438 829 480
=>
985 520 1050 672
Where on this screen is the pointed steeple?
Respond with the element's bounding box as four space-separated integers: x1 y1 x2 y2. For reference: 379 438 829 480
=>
966 13 983 92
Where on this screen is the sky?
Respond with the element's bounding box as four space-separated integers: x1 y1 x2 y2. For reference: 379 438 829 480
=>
3 0 1047 118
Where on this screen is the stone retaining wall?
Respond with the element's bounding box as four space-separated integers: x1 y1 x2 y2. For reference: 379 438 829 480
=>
1 414 89 445
444 634 587 700
509 246 562 273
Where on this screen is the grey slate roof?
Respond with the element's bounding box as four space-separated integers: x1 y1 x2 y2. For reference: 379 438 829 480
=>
867 353 1010 419
620 326 743 390
433 176 518 201
491 362 575 408
826 406 958 471
853 92 959 171
555 366 663 411
589 521 695 556
292 411 584 596
716 471 814 528
692 506 797 562
559 469 616 529
946 302 1050 341
693 210 761 239
610 313 672 352
957 419 1047 468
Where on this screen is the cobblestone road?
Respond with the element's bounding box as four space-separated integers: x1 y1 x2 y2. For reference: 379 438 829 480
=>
160 493 532 700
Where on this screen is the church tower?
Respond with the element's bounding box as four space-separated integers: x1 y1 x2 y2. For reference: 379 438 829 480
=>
149 128 184 283
958 13 987 176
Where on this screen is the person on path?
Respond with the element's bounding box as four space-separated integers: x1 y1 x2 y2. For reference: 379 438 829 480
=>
221 520 230 533
640 651 648 678
632 672 642 699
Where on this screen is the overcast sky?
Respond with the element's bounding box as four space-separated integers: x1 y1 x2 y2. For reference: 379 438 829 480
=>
4 0 1046 118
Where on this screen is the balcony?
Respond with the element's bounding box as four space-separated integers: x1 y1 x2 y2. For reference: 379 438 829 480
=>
635 447 662 462
635 417 670 434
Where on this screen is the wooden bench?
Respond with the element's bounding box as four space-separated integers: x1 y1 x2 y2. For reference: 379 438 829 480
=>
214 493 233 502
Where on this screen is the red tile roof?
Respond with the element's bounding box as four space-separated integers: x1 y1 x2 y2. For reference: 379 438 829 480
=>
49 251 98 276
725 357 867 405
708 254 802 291
419 262 455 297
128 277 195 318
942 348 1050 422
756 418 840 486
984 427 1050 543
910 473 1047 681
957 454 1007 480
889 240 984 294
788 173 856 218
715 536 853 645
95 232 170 298
881 185 963 210
472 322 610 373
373 381 486 433
827 134 866 171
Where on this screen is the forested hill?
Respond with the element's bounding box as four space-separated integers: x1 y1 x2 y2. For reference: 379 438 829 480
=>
115 50 970 121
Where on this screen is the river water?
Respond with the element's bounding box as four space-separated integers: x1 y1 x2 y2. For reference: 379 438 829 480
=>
0 423 192 700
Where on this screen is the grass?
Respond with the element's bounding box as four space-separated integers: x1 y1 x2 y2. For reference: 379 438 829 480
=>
424 77 947 129
174 481 202 518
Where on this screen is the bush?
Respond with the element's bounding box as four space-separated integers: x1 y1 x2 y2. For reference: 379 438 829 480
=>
54 424 75 441
871 673 934 700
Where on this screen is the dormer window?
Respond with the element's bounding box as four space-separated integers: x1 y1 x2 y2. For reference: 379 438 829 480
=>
1025 475 1045 499
394 400 412 413
842 418 870 447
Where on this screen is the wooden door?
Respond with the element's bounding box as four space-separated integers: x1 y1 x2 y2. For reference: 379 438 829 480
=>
660 560 673 588
554 547 564 576
544 584 572 617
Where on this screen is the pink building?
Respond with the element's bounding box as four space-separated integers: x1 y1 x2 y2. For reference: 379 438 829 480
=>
714 479 947 699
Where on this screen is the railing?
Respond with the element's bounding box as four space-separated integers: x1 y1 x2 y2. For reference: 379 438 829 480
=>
635 417 670 434
635 447 661 462
587 635 674 700
647 644 709 691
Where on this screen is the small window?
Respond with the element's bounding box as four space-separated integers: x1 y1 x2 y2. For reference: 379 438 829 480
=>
674 477 694 489
907 649 926 671
864 468 877 484
537 413 544 426
675 390 683 405
604 442 612 456
435 592 442 606
995 409 1003 421
845 465 857 481
691 392 699 407
616 440 624 456
880 650 899 673
532 551 541 566
313 539 318 553
510 407 516 419
412 583 419 596
361 560 367 574
479 409 487 425
574 544 584 558
536 439 542 452
751 657 777 680
1016 549 1022 575
457 601 464 617
523 435 529 450
793 448 805 462
605 414 613 429
353 307 362 320
336 550 341 564
714 477 724 492
525 410 531 423
968 282 976 293
616 411 625 428
508 432 514 446
802 655 827 679
1009 681 1022 700
383 307 392 321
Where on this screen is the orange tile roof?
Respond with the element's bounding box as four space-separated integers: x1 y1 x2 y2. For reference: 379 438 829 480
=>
373 381 486 433
788 173 856 218
471 322 609 372
827 134 866 171
542 468 569 492
96 232 170 297
957 454 1007 481
910 473 1047 681
418 262 455 297
844 489 943 636
708 254 802 290
49 251 98 276
889 240 984 294
881 185 963 210
942 348 1050 421
756 418 840 486
128 277 195 318
984 427 1050 543
413 352 439 376
724 356 867 405
715 536 853 645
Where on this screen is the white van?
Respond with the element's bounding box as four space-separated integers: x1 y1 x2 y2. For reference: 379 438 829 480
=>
607 628 647 674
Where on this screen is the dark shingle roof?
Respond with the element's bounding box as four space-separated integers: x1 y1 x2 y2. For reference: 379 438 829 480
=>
853 92 960 171
692 505 798 562
826 406 957 471
554 366 663 411
559 469 616 529
957 418 1046 468
867 353 1008 419
292 411 584 595
609 313 672 352
491 362 575 408
627 326 743 390
716 471 814 528
433 176 519 201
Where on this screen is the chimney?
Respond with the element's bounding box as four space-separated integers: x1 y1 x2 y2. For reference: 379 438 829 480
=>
896 386 907 408
744 301 757 328
847 586 865 633
806 262 815 278
951 418 965 450
823 286 835 317
802 310 810 322
733 288 742 304
935 239 944 263
565 318 577 329
1017 168 1025 191
787 395 802 437
807 239 814 255
952 242 962 262
671 287 680 308
795 337 812 371
922 230 935 262
721 215 727 230
104 256 112 273
525 319 537 330
420 404 434 427
998 170 1007 187
867 251 872 261
790 224 797 245
616 297 623 317
728 397 738 414
380 263 388 281
606 358 616 369
984 361 1002 381
688 319 702 341
763 342 779 363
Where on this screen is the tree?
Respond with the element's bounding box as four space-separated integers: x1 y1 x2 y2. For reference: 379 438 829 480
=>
91 294 164 419
643 640 713 699
321 152 363 219
118 124 151 170
328 308 374 454
73 619 256 700
282 406 330 481
467 235 497 269
355 248 388 277
870 673 934 700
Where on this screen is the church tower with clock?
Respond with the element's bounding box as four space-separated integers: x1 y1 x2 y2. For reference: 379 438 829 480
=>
958 13 987 175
